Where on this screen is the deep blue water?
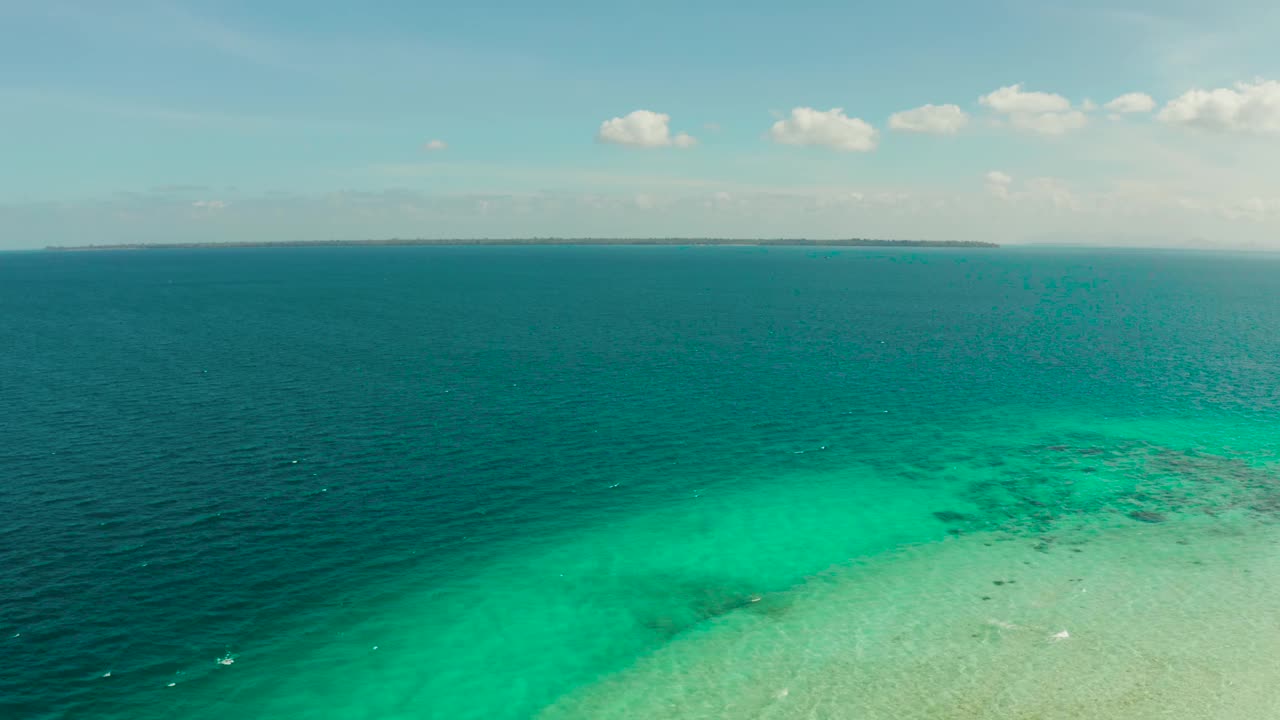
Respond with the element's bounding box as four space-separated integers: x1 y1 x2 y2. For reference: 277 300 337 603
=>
3 246 1280 719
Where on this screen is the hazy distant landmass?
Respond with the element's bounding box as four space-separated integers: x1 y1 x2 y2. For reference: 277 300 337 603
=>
46 238 998 251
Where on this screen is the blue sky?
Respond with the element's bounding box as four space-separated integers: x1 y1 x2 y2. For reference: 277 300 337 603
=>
4 0 1280 248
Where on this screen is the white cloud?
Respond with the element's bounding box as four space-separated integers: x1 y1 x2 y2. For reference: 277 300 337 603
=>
1157 80 1280 134
985 171 1013 199
192 200 228 209
1024 177 1080 211
869 191 910 205
981 172 1083 210
702 190 737 210
14 180 1280 251
979 84 1087 136
1009 110 1089 135
768 107 878 152
888 104 969 135
597 110 696 148
1217 197 1271 222
423 139 448 151
1216 197 1280 222
979 84 1071 114
1081 99 1098 112
1105 92 1156 114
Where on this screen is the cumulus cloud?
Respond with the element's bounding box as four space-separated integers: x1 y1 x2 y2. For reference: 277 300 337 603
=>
981 172 1082 209
1105 92 1156 114
768 107 879 152
985 171 1013 199
597 110 696 148
192 200 228 209
1009 110 1088 135
1157 80 1280 134
888 104 969 135
1217 197 1280 222
980 84 1087 136
1024 177 1080 211
423 139 448 151
979 84 1071 114
702 190 739 210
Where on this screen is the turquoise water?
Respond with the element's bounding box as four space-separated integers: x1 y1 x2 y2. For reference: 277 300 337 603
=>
3 246 1280 719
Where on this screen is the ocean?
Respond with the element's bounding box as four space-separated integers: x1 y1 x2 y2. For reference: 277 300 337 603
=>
3 245 1280 719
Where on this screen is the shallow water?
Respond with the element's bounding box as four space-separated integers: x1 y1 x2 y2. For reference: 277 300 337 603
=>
2 247 1279 718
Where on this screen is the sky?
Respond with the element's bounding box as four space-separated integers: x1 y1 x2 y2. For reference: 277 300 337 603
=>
4 0 1280 249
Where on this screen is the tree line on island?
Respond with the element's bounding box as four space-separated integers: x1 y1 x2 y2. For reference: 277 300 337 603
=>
47 238 999 251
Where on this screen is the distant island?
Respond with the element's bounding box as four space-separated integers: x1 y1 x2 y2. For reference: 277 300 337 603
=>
46 238 998 251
